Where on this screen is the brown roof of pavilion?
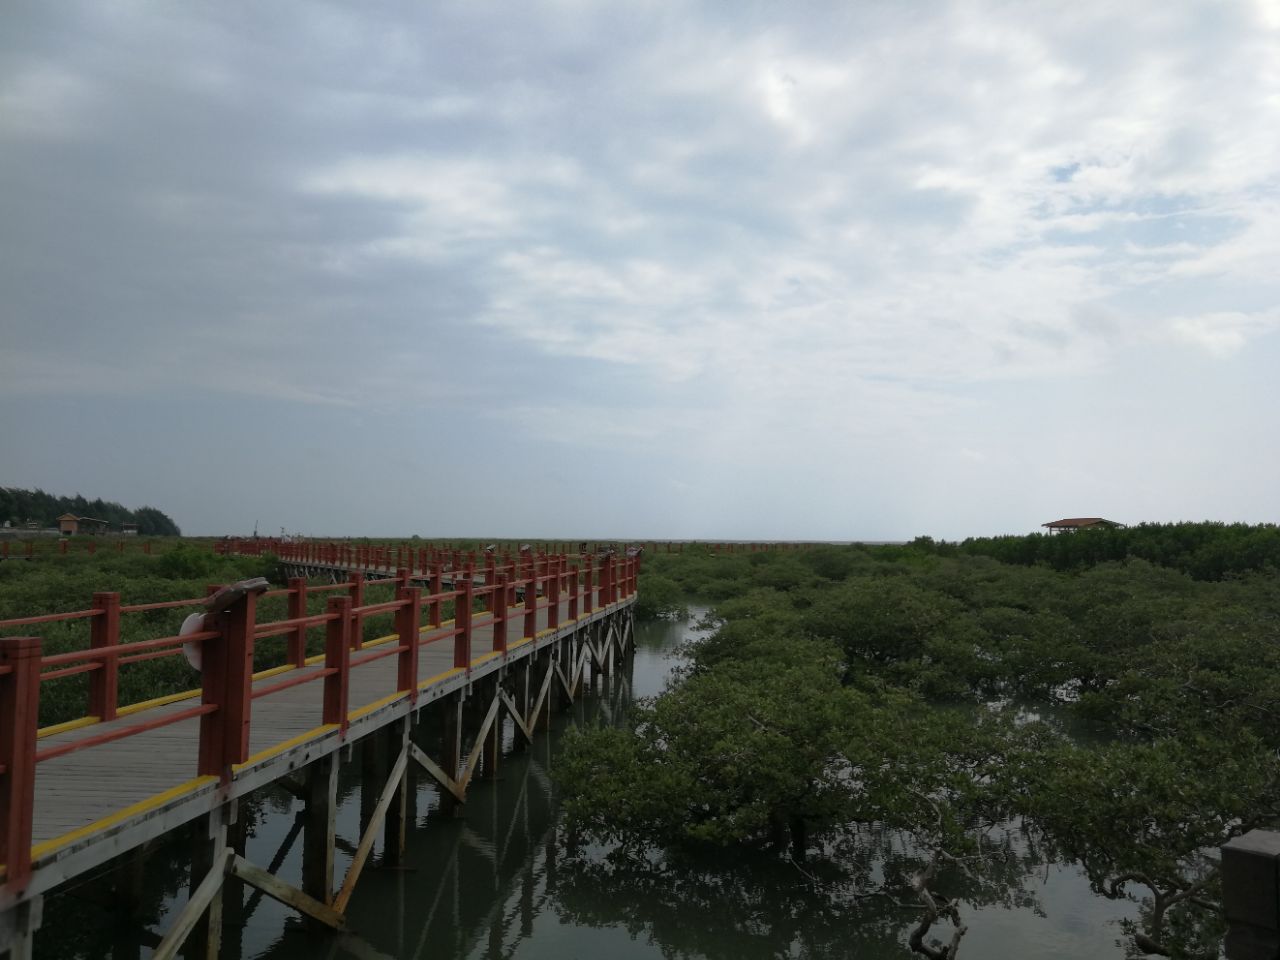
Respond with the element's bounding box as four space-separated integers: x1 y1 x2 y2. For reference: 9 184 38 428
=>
1042 517 1120 528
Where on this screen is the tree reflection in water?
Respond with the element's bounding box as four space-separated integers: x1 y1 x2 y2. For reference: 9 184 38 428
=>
549 821 1047 960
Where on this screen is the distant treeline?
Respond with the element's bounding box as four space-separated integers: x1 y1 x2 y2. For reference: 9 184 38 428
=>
913 521 1280 581
0 487 181 536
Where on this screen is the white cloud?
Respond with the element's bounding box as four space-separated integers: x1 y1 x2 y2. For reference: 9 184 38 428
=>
5 0 1280 535
1170 310 1280 358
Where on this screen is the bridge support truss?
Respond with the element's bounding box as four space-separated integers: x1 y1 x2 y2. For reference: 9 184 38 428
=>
61 606 635 960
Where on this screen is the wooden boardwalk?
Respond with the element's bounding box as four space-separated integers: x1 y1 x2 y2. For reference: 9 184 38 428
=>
0 553 638 957
31 599 582 839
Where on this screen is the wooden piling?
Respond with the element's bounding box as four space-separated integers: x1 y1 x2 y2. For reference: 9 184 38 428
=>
481 678 500 780
438 694 464 818
301 754 338 909
184 805 228 960
384 718 411 867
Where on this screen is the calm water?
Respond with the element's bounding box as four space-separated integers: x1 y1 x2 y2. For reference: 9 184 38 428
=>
38 613 1134 959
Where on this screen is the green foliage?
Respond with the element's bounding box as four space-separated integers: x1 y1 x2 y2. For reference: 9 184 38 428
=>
940 521 1280 581
632 573 687 620
561 636 859 848
568 533 1280 958
0 545 281 725
0 486 181 535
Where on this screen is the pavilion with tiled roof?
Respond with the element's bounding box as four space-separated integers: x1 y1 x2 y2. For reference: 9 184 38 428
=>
1042 517 1125 534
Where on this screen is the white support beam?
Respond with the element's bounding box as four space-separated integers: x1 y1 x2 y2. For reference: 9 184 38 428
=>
500 691 534 744
151 848 231 960
457 695 501 792
408 742 467 806
333 745 409 914
229 855 345 930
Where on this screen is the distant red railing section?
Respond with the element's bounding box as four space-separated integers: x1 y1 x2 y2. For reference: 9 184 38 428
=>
0 549 637 894
1 537 816 563
213 537 811 565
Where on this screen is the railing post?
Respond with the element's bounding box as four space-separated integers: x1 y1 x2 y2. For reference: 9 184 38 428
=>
524 571 537 640
569 564 579 620
348 572 365 651
198 592 256 778
583 564 594 615
0 636 40 895
455 580 473 671
89 592 120 722
428 565 442 628
198 616 227 778
224 591 256 768
492 575 508 654
548 560 560 631
483 561 496 613
323 597 351 731
396 587 421 701
287 577 308 667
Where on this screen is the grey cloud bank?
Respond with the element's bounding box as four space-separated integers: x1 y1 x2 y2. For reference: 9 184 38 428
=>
2 1 1278 539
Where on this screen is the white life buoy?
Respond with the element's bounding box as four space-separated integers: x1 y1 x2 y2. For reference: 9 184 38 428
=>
179 612 206 672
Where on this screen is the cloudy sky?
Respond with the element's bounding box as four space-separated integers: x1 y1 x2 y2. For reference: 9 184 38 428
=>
2 1 1278 540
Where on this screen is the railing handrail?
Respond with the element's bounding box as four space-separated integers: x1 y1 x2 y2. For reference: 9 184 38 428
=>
0 551 640 894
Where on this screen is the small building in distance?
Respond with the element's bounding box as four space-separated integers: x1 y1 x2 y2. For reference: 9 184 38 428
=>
57 515 111 536
1042 517 1125 534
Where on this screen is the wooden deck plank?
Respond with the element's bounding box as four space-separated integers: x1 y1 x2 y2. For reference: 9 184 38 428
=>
28 591 605 851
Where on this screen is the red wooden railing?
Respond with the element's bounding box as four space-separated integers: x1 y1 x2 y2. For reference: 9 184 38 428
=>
0 551 637 895
1 537 819 563
213 537 812 562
